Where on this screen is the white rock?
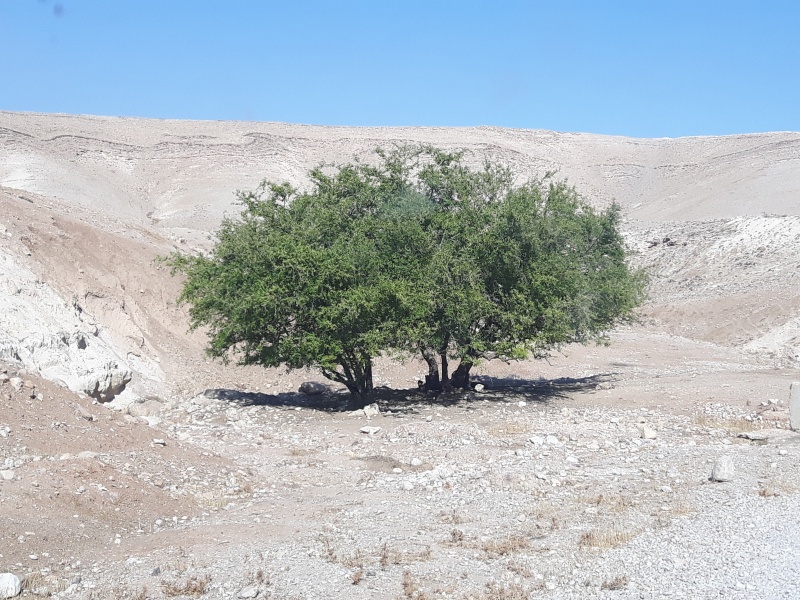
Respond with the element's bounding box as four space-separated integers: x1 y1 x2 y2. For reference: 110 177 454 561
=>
360 426 381 435
710 455 735 482
238 586 259 599
298 381 327 395
0 573 21 598
473 383 485 392
139 416 162 428
790 382 800 430
0 470 14 481
76 451 98 460
400 481 415 491
9 378 22 392
128 399 163 417
637 424 657 439
410 458 423 467
151 438 167 447
363 403 380 418
545 435 560 446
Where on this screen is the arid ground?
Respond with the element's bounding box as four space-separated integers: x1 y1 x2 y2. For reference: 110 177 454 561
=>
1 112 799 599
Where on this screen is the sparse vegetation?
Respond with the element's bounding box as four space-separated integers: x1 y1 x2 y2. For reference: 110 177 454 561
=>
161 574 212 597
481 534 531 557
579 523 634 549
601 575 630 590
402 570 430 600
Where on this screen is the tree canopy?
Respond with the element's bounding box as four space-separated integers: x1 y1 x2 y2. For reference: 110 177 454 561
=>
166 146 646 408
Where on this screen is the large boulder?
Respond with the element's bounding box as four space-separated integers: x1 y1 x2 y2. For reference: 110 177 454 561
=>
0 573 21 599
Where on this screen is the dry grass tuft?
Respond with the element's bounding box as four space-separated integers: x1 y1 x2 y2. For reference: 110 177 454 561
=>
506 561 533 578
579 523 634 549
402 570 430 599
693 414 757 432
489 420 531 437
481 534 530 556
439 508 469 524
161 574 211 597
481 581 535 599
20 572 46 592
601 575 629 590
351 569 364 585
583 492 633 513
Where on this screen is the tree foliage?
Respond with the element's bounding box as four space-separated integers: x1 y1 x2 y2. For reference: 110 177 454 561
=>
166 146 646 407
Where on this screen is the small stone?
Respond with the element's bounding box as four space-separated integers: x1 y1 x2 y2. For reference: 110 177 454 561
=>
139 416 162 428
9 378 22 392
76 451 98 460
298 381 327 396
790 382 800 431
360 426 381 435
473 383 485 392
363 403 380 418
392 467 403 474
0 470 14 481
529 436 544 447
545 435 560 446
238 586 259 598
517 401 526 407
400 481 414 491
410 458 423 467
710 455 735 482
738 430 769 441
637 424 657 439
0 573 21 598
128 400 163 418
151 439 167 447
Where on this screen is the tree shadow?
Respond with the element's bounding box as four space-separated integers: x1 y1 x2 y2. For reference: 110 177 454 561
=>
201 372 617 413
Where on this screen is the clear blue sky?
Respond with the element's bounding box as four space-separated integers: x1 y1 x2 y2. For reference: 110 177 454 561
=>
1 0 798 137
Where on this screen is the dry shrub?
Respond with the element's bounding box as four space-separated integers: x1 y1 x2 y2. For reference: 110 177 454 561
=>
20 572 46 592
450 528 465 545
351 569 364 585
601 575 629 590
439 509 469 524
693 414 757 432
339 548 365 569
584 492 632 512
161 574 211 597
482 581 533 599
481 534 530 556
288 447 316 456
506 561 532 578
390 545 432 564
579 523 633 549
489 420 530 437
402 570 429 599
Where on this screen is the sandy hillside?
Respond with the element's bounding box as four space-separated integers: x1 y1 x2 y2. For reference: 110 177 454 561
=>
1 111 800 600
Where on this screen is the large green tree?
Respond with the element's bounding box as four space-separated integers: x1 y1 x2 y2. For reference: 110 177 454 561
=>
166 146 645 407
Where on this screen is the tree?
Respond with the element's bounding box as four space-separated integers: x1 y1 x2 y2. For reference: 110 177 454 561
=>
166 146 645 407
406 148 646 390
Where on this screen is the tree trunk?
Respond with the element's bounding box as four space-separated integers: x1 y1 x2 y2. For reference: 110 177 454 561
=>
322 354 375 409
450 360 473 389
420 347 441 392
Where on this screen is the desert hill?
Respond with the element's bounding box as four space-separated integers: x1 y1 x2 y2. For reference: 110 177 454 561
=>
1 111 800 598
1 111 798 401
